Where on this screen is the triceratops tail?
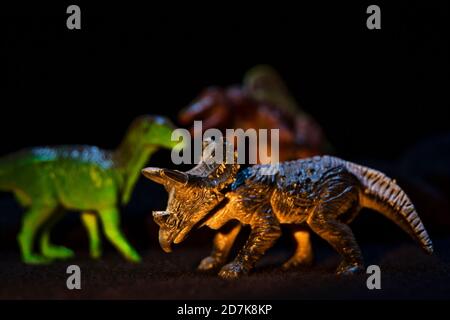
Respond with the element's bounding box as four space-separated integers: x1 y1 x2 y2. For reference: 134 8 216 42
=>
343 159 433 254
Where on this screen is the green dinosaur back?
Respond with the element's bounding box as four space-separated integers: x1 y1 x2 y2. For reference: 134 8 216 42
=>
0 146 122 210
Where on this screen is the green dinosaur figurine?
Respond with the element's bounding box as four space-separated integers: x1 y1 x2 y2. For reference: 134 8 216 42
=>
0 115 176 264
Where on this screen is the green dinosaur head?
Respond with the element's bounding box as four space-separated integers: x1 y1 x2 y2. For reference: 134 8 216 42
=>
125 115 178 150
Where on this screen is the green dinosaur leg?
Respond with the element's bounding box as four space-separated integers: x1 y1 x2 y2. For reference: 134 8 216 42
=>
81 211 102 259
39 208 74 260
18 204 57 264
198 222 241 271
282 228 314 270
98 207 141 262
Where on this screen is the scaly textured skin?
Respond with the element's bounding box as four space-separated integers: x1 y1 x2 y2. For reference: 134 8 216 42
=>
0 115 177 264
143 140 433 279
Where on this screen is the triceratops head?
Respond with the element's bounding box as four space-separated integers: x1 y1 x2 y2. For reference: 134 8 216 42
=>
142 139 239 253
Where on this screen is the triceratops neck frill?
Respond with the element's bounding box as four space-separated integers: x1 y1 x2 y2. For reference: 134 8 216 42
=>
187 139 240 191
188 161 240 191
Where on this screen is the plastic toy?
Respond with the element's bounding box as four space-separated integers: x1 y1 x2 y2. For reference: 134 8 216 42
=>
0 115 176 264
143 139 433 279
178 65 332 161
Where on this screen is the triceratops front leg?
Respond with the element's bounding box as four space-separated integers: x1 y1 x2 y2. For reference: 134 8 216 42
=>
218 209 281 279
198 222 242 271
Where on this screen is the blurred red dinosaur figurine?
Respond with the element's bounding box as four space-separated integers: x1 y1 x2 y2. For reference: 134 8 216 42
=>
179 65 332 162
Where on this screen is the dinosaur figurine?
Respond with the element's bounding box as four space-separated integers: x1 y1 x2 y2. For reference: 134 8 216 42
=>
0 115 176 264
178 65 332 162
142 139 433 279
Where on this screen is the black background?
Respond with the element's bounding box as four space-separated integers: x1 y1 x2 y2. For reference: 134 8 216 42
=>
2 1 448 158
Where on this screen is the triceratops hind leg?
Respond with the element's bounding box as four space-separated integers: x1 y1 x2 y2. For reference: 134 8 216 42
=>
307 185 364 275
282 228 314 270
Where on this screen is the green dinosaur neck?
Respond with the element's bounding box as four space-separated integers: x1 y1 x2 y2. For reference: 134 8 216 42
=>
114 134 156 205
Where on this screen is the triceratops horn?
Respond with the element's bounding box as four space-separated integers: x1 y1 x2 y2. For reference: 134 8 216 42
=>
161 169 189 185
142 167 189 186
142 167 165 184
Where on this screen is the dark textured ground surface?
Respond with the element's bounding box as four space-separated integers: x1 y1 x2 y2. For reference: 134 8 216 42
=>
1 237 449 300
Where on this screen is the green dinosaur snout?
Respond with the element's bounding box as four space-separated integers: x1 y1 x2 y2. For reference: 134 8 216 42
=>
127 115 180 150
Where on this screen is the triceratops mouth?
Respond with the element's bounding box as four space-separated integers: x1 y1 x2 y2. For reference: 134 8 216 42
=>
153 210 192 253
158 224 191 253
157 207 221 253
